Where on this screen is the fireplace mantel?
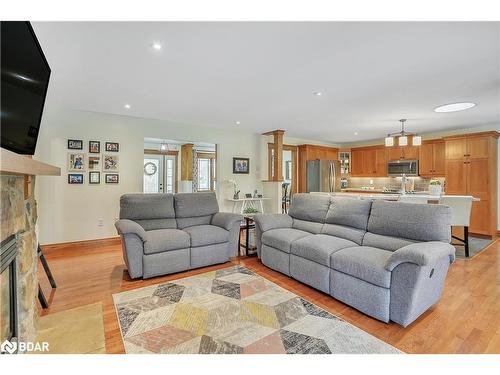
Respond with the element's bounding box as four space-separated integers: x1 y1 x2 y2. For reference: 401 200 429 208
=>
0 147 60 176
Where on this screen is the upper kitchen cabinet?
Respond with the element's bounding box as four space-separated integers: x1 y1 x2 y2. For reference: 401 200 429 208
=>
350 146 387 177
387 144 420 161
444 132 499 236
419 140 445 176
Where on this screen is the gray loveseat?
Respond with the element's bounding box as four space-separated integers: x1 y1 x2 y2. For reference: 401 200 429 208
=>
253 193 455 327
115 192 243 278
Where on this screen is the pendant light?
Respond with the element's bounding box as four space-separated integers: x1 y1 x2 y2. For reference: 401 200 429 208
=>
385 119 421 147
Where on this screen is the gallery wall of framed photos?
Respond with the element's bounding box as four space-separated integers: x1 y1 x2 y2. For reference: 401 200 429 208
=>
67 139 120 185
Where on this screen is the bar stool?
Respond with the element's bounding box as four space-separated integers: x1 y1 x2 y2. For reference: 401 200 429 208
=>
439 196 473 257
398 195 429 204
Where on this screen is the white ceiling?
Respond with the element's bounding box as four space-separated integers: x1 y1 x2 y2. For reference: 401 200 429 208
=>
33 22 500 143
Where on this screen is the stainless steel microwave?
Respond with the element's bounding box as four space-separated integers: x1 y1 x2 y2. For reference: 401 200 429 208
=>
387 160 419 176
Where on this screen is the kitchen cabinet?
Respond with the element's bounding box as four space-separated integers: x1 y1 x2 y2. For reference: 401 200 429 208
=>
350 146 386 177
387 145 419 161
444 132 498 236
419 140 445 176
297 144 339 192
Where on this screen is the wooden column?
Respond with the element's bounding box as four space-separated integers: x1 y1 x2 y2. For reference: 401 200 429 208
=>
263 130 285 181
180 143 194 181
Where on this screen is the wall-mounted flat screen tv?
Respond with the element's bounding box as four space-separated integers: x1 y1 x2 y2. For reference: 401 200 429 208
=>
1 21 51 155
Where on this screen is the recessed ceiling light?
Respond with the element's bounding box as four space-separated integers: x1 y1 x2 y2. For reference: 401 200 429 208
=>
152 42 162 50
434 102 476 113
235 121 241 125
124 104 131 109
313 92 323 96
354 131 358 136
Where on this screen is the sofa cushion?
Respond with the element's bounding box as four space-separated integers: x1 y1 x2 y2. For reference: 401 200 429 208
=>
292 219 323 234
182 225 229 247
261 228 311 253
362 232 416 252
288 193 330 223
144 229 190 255
291 234 357 266
176 215 212 230
330 246 393 288
367 201 452 243
135 218 177 230
174 192 219 218
326 197 372 230
120 194 175 220
321 223 366 245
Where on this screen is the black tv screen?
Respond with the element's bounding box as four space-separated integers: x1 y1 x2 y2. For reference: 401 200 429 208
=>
1 21 51 155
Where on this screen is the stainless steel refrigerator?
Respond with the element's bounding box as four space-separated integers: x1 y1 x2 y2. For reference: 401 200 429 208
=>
306 160 341 193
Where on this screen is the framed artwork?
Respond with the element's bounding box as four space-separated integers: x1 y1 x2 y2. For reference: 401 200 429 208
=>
233 157 250 174
68 152 86 171
88 155 101 170
89 141 100 153
105 173 119 184
68 139 83 150
89 171 100 184
105 142 119 152
103 154 119 172
68 174 83 184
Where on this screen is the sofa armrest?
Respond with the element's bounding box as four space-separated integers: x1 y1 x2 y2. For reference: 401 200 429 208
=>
385 241 455 271
115 219 146 242
211 212 243 231
253 214 293 232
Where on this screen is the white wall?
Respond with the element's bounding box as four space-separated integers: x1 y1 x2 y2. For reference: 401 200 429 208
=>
35 109 266 244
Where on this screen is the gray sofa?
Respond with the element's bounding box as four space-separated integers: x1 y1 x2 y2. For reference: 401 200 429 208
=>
253 193 455 327
115 192 243 279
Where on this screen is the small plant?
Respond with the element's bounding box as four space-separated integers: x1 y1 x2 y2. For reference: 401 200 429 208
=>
243 207 260 215
429 179 442 185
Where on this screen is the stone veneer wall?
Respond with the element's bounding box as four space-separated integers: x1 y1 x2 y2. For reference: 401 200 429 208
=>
0 175 38 344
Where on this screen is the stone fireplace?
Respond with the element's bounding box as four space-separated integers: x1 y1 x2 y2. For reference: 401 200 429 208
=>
0 175 39 345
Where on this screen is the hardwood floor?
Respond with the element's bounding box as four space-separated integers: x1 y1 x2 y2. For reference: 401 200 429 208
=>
38 238 500 354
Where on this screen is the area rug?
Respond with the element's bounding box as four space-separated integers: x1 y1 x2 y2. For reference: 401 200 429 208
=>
454 236 495 259
113 266 400 354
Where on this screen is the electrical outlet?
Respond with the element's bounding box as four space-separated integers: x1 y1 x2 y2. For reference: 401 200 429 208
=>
97 219 104 227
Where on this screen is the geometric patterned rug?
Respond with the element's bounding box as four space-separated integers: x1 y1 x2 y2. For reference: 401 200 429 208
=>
113 266 401 354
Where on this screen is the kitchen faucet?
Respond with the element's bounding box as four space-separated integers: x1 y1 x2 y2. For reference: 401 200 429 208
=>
400 174 407 195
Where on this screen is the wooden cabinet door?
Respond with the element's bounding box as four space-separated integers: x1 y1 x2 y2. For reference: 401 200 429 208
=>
419 143 434 175
467 137 490 159
445 138 467 160
387 147 402 161
362 149 377 175
433 142 446 176
445 159 467 195
469 199 490 235
403 146 419 160
467 158 490 201
351 149 364 176
374 147 387 176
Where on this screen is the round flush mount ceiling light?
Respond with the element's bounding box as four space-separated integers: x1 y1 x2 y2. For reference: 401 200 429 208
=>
152 42 162 50
434 102 476 113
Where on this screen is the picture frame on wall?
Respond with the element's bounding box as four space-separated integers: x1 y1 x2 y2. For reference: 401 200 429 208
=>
103 154 119 172
89 140 100 153
68 174 83 184
88 155 101 170
105 142 119 152
233 157 250 174
68 139 83 150
89 171 100 184
68 152 86 171
105 173 119 184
